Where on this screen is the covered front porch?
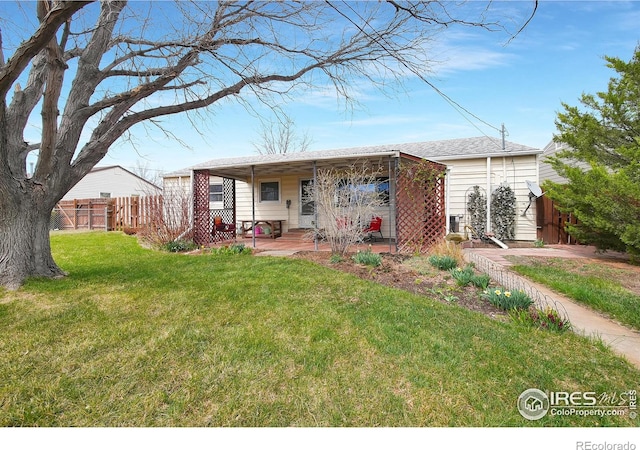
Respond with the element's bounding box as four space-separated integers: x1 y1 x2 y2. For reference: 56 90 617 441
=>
189 149 447 253
209 227 397 254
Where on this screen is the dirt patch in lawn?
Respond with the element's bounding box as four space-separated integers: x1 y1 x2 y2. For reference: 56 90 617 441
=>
291 251 507 321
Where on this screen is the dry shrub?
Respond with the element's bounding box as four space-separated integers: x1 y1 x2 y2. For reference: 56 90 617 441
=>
136 185 193 248
303 163 385 255
122 227 138 235
428 238 466 267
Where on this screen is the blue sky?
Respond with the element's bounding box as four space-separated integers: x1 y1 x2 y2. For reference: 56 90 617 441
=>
15 1 640 177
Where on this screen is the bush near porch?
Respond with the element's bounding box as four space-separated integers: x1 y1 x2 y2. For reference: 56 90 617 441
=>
0 232 637 426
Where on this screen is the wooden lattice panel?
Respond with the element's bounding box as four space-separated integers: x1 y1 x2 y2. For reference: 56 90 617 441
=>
396 160 447 254
210 178 237 243
193 169 211 245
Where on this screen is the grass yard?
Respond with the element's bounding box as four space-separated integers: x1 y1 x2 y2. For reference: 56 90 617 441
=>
508 257 640 331
0 232 638 426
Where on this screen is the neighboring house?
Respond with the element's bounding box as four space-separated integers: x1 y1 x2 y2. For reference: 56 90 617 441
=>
539 140 592 184
61 165 162 201
539 140 568 184
164 137 543 249
537 140 587 244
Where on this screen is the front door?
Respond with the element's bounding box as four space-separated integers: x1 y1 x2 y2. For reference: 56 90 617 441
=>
299 179 314 228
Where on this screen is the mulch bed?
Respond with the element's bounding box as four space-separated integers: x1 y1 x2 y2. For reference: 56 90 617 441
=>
291 251 507 321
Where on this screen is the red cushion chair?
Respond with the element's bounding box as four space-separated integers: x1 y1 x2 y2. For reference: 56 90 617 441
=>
363 216 383 242
213 216 236 242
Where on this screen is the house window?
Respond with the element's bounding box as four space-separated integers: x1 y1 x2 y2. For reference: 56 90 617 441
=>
100 192 111 198
376 177 390 204
339 177 390 205
209 183 223 203
260 181 280 202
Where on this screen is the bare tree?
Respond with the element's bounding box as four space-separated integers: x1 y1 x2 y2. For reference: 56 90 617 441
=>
0 0 537 288
132 160 161 187
306 163 385 255
252 116 312 155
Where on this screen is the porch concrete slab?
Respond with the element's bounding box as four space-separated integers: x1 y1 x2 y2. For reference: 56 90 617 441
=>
465 246 640 370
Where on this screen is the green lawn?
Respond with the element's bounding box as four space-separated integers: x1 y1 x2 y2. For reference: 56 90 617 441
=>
509 257 640 331
0 232 638 426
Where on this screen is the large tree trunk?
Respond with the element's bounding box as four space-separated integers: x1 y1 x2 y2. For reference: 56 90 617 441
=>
0 195 65 290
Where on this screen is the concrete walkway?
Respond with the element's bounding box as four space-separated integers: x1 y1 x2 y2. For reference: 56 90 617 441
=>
465 246 640 370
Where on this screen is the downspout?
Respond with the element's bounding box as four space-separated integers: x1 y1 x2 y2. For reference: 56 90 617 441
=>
445 167 451 235
486 157 492 234
251 165 256 249
313 161 318 252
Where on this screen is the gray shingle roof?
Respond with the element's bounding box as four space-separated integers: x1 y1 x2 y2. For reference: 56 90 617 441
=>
164 136 541 177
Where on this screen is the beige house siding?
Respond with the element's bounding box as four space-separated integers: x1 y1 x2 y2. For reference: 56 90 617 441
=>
539 140 591 185
166 157 538 241
540 141 568 184
444 155 538 241
234 174 396 238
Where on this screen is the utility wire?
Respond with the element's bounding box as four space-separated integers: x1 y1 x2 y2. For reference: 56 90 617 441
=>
329 0 516 150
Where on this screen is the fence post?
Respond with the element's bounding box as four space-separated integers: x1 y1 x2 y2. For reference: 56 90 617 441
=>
73 199 78 229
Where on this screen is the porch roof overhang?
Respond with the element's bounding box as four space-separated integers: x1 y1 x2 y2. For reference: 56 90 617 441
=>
190 151 411 181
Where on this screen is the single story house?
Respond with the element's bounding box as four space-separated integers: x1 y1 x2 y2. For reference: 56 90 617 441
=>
61 165 162 201
164 137 543 251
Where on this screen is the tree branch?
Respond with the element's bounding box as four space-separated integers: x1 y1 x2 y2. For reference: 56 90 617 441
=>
0 1 92 97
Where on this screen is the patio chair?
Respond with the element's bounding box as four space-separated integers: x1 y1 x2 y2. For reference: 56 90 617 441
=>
213 215 236 242
363 216 383 242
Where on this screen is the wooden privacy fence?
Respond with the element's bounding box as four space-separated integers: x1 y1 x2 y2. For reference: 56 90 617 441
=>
536 195 579 244
53 196 163 231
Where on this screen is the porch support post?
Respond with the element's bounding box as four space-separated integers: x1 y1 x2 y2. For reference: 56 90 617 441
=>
394 156 399 253
388 156 393 254
251 165 256 249
313 161 318 252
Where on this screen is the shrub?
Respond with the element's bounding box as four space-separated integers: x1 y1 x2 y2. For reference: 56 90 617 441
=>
534 238 545 248
510 306 571 332
428 254 458 271
122 227 138 235
449 266 475 286
330 254 344 264
449 265 491 288
491 183 516 241
481 287 533 311
470 273 491 289
352 248 382 267
429 238 466 266
162 239 197 253
467 185 487 240
211 243 251 255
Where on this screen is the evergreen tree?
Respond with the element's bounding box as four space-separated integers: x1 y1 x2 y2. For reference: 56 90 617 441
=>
545 46 640 258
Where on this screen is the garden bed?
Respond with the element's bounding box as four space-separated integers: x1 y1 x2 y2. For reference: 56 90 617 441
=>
292 251 507 320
